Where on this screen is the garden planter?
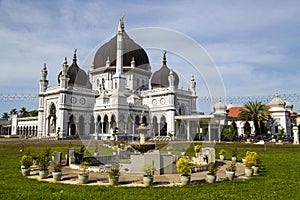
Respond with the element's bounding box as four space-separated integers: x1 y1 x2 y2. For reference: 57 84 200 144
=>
143 176 153 186
245 168 253 177
109 176 119 185
78 174 89 184
52 171 62 181
39 170 49 179
180 175 191 185
231 157 237 162
226 171 235 181
21 168 31 176
206 174 216 183
252 166 259 175
219 155 225 161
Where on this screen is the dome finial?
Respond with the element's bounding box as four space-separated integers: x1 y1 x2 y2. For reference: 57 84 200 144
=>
73 48 77 63
163 50 167 65
275 90 279 97
118 16 125 32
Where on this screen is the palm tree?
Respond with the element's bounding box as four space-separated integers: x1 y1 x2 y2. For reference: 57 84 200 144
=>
1 112 9 120
10 108 18 116
238 101 270 136
19 107 29 117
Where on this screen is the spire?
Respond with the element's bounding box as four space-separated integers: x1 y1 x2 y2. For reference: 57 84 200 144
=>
275 90 279 98
163 50 167 66
62 57 68 76
73 48 77 63
41 63 48 80
118 16 125 33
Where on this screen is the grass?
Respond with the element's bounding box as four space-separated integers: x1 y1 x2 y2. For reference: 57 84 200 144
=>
0 141 299 199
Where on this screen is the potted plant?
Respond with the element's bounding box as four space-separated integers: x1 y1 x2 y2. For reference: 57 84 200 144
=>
20 155 33 176
142 164 156 186
108 167 120 185
52 162 63 181
78 161 90 184
206 162 219 183
219 149 226 161
277 129 284 143
231 148 238 162
252 153 261 175
75 145 85 164
176 157 192 185
38 148 51 179
244 151 256 177
225 163 236 181
112 145 118 156
166 146 173 155
194 144 201 157
242 152 247 164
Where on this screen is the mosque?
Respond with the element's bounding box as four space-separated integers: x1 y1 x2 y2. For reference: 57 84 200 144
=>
7 19 299 142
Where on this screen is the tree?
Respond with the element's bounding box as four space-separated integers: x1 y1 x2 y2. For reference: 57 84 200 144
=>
1 112 9 120
10 108 18 116
238 101 270 136
222 126 237 141
19 107 29 117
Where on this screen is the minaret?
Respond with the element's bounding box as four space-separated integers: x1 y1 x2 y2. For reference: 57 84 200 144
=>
39 63 48 92
38 63 48 137
113 17 126 93
59 57 69 89
168 69 175 91
116 16 124 76
189 74 196 96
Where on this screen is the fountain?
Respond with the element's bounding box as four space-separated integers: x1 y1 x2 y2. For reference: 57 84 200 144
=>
130 123 155 154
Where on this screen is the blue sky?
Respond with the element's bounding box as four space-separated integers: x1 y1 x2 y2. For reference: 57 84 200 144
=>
1 0 300 114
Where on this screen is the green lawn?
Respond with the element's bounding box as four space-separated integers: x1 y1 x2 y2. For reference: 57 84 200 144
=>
0 141 299 199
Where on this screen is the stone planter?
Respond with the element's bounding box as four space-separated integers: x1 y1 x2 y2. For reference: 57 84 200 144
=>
143 176 153 186
180 175 191 185
226 171 235 181
252 166 259 175
21 167 31 176
206 174 216 183
245 168 253 177
167 151 172 155
242 158 247 164
52 171 62 181
231 157 237 162
219 155 225 161
39 170 49 179
78 174 89 184
109 176 119 185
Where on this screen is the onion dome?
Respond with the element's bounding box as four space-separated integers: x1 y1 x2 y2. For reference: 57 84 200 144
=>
58 49 92 89
284 95 293 111
93 24 150 71
151 51 179 89
214 98 227 115
269 91 285 107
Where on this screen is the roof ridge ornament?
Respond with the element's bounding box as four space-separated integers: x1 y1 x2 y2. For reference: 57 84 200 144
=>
73 48 77 63
163 50 167 66
118 16 125 32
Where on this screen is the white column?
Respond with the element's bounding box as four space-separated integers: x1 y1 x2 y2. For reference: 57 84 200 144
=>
293 126 299 144
187 120 190 141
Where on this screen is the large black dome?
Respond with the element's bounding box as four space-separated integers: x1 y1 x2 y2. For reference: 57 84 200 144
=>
93 32 150 71
151 53 179 89
58 51 92 89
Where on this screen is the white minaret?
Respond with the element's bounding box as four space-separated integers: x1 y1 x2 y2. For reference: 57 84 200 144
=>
189 75 196 96
37 63 48 137
113 17 126 93
59 57 69 89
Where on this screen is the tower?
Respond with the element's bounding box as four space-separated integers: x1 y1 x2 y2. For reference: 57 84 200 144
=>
37 63 48 137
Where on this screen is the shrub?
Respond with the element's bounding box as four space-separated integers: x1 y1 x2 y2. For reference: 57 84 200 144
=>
20 155 33 168
79 161 90 175
231 148 238 157
219 149 226 155
142 164 156 177
207 162 219 176
226 163 236 172
194 145 201 153
245 151 257 169
53 162 62 172
39 148 51 170
176 158 192 175
108 167 120 178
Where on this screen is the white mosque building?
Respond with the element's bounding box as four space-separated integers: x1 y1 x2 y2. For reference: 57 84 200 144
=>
8 19 298 142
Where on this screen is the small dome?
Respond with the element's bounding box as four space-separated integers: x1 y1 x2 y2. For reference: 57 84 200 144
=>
58 50 92 89
151 52 179 89
269 91 285 107
214 98 226 111
93 25 150 71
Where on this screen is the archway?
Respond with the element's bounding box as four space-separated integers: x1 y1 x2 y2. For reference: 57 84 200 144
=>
90 116 95 134
78 116 84 136
153 116 158 136
244 121 251 135
160 116 167 136
69 115 76 136
103 115 109 133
